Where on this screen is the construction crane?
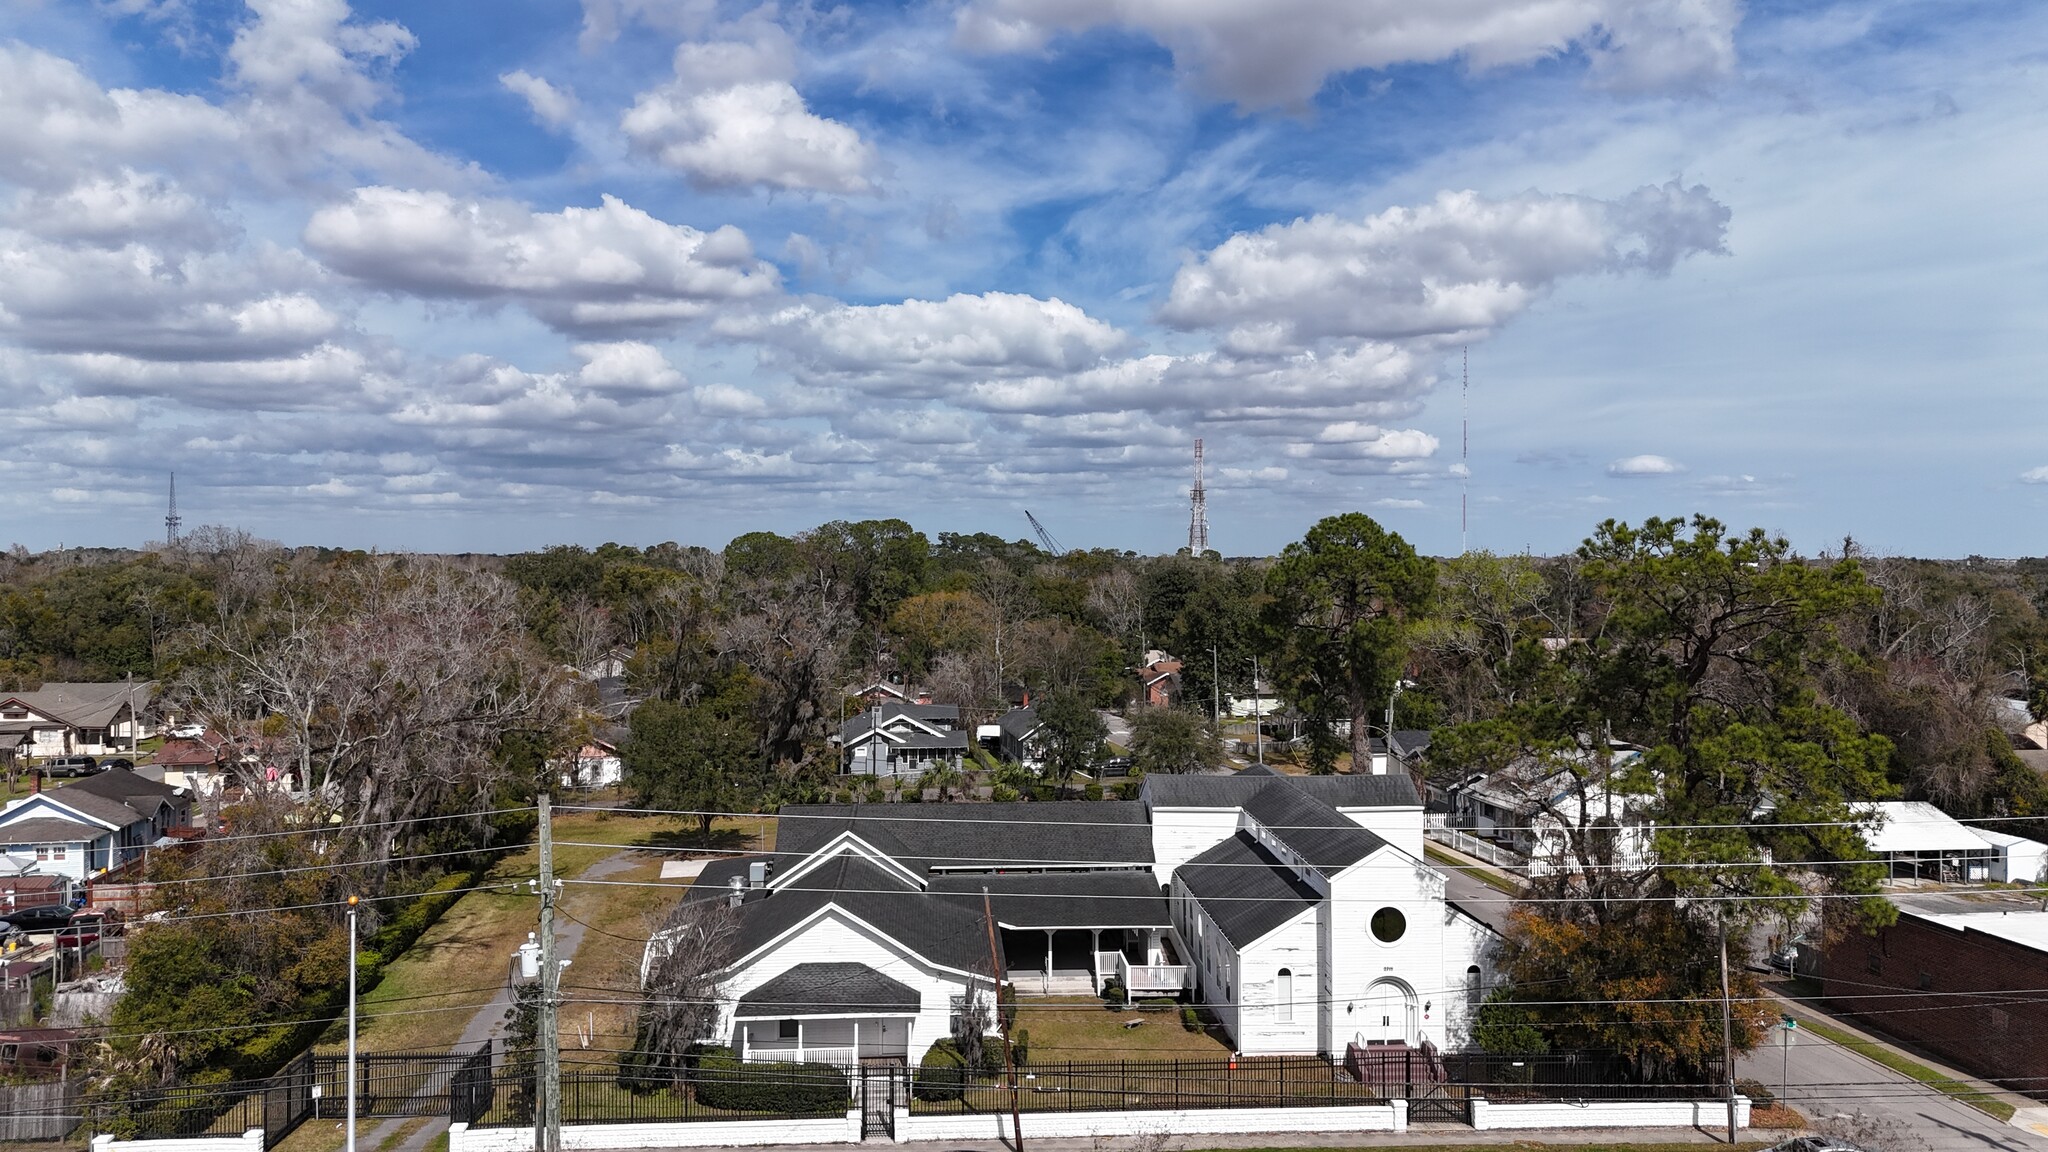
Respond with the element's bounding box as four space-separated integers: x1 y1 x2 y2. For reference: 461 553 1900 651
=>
1024 510 1065 556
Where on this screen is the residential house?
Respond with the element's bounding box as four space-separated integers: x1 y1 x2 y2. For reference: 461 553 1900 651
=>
648 769 1497 1067
149 731 298 797
1440 744 1653 876
846 681 933 708
1138 651 1183 709
994 707 1045 769
1226 678 1282 719
834 703 967 778
1819 890 2048 1102
0 682 156 760
0 860 75 917
1855 801 2047 884
0 768 192 881
558 737 624 790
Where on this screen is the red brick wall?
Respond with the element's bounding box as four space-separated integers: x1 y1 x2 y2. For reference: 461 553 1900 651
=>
1820 910 2048 1100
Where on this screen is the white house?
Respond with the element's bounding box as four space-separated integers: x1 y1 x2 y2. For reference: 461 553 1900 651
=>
0 769 191 881
652 770 1498 1067
0 682 156 760
556 738 624 790
833 704 968 778
1442 745 1654 877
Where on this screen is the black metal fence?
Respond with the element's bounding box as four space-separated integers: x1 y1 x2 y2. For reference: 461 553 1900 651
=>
83 1051 317 1145
311 1042 492 1119
911 1050 1728 1116
465 1061 852 1129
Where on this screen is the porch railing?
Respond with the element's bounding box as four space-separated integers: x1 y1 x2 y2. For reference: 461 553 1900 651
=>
1117 953 1188 994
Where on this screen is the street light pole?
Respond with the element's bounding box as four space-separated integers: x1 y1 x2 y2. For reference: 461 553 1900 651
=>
1250 657 1264 767
1210 648 1220 722
346 894 359 1152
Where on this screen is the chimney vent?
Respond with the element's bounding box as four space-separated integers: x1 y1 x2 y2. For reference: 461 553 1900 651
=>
727 874 746 909
748 860 768 888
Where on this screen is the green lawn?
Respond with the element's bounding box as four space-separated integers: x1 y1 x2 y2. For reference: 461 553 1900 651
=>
1012 998 1232 1060
1788 1011 2015 1122
1424 845 1524 895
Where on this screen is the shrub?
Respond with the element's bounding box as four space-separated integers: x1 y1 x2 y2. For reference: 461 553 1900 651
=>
1137 996 1174 1012
1083 783 1103 801
1101 979 1126 1008
991 784 1020 802
1736 1078 1775 1108
1010 1028 1029 1067
914 1041 968 1101
1181 1006 1202 1032
998 981 1018 1031
694 1053 847 1114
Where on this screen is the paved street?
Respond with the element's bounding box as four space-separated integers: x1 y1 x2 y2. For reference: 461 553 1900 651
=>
1736 1017 2048 1152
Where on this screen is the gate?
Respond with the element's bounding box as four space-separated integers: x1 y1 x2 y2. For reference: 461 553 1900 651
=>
859 1063 898 1140
449 1040 496 1124
316 1043 493 1119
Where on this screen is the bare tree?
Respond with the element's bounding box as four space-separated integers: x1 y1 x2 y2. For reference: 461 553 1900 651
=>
630 897 740 1082
1086 569 1145 655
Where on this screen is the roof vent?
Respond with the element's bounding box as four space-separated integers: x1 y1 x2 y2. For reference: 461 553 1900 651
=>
727 874 746 909
748 860 768 888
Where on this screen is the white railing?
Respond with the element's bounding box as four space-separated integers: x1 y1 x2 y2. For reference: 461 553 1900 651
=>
1424 822 1528 872
1116 953 1188 994
749 1046 856 1066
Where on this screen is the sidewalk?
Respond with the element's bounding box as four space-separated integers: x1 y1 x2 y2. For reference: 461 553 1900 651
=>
702 1127 1756 1152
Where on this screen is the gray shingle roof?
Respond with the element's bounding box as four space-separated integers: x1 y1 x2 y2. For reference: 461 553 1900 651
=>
733 963 922 1017
721 854 990 974
2 682 154 728
8 790 140 831
838 704 960 744
1141 772 1419 810
1240 786 1388 873
66 767 181 810
0 816 104 845
997 709 1039 739
1177 832 1321 948
928 870 1170 929
775 802 1153 874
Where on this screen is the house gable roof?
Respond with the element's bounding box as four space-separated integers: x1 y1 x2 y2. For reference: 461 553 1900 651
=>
66 767 182 811
1 682 154 729
0 816 105 846
0 792 134 832
718 853 988 975
775 802 1153 875
1141 772 1419 811
733 962 922 1018
1178 831 1321 948
928 870 1171 930
1240 786 1389 874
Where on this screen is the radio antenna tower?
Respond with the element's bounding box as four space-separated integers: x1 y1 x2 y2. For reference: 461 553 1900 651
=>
1187 438 1209 555
164 472 182 547
1460 348 1469 555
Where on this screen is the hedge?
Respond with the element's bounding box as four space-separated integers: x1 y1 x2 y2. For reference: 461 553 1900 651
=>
913 1042 968 1101
694 1054 848 1113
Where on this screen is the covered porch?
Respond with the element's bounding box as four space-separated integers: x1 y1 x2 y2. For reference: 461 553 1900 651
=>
927 869 1186 997
732 962 919 1066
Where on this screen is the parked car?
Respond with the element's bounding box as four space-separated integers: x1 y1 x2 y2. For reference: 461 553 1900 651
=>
169 723 205 739
1096 756 1134 778
0 905 75 934
37 755 96 778
53 920 101 948
101 757 134 771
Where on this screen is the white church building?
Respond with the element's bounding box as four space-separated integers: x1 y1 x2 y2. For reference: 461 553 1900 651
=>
655 767 1500 1066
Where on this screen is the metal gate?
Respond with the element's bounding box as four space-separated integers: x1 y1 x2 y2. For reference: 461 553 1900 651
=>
315 1042 493 1120
1406 1084 1471 1125
859 1064 899 1140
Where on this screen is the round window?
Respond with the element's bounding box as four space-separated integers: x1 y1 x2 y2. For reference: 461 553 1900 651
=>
1370 907 1406 944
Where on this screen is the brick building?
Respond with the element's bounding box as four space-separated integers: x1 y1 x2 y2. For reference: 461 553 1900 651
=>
1819 890 2048 1100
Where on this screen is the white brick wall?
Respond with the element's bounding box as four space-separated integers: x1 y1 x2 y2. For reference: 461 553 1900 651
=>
90 1128 264 1152
1471 1096 1750 1131
446 1113 861 1152
898 1102 1404 1142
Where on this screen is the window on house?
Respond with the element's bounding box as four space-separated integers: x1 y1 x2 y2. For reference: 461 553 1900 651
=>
778 1019 799 1040
949 995 966 1032
1466 965 1483 1009
1276 969 1293 1023
35 847 48 861
51 847 65 861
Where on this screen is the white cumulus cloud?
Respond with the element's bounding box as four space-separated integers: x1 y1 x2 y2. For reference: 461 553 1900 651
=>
2021 466 2048 485
621 33 875 194
1161 182 1729 354
955 0 1741 109
303 187 781 334
500 70 578 131
774 292 1129 396
1608 453 1684 476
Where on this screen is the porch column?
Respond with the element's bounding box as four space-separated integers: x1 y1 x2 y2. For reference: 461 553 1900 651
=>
797 1019 805 1063
1044 930 1054 993
1090 929 1102 992
854 1019 861 1061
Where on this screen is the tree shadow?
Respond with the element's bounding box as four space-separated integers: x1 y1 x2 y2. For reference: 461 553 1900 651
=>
634 826 756 853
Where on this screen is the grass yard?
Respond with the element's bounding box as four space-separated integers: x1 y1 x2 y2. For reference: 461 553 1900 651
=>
1204 1146 1777 1152
1011 999 1232 1060
329 811 764 1057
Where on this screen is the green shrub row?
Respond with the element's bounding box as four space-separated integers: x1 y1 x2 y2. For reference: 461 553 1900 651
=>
694 1053 848 1113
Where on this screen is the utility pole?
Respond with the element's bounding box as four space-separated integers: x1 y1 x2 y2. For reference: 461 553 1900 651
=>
537 796 561 1152
982 890 1024 1152
1718 920 1736 1145
1251 656 1264 767
1209 648 1220 722
346 895 360 1152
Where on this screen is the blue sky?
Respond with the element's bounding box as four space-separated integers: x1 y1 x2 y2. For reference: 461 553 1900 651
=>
1 0 2043 557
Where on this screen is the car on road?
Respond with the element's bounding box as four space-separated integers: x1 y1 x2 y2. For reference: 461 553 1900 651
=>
1096 756 1133 777
169 723 206 739
0 905 75 933
101 757 134 771
37 755 97 778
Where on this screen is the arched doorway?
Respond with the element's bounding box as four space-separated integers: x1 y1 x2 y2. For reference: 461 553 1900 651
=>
1359 979 1415 1046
